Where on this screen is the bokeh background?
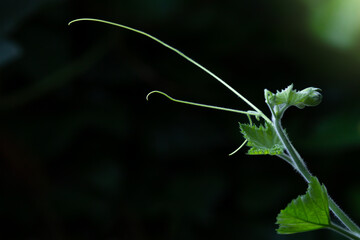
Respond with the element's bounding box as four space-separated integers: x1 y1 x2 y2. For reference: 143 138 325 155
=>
1 0 360 239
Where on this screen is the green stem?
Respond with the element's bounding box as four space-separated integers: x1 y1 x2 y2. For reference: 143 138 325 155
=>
277 153 293 165
273 117 360 235
329 222 360 240
328 198 360 235
68 18 272 123
273 117 312 180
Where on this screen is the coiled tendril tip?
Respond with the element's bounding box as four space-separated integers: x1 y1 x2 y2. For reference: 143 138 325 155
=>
146 90 165 101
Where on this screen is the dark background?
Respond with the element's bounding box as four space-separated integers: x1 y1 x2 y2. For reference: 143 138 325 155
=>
1 0 360 239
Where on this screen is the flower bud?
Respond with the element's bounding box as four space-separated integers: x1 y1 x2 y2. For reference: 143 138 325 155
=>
301 87 322 107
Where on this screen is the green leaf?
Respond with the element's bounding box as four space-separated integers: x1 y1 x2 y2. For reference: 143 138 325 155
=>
239 122 284 155
265 84 322 118
276 176 330 234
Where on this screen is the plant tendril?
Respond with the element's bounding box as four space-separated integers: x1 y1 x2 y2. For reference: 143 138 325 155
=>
229 139 248 156
146 90 260 116
68 18 272 123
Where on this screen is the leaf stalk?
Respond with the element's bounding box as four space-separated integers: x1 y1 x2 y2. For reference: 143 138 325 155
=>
329 222 360 240
273 116 360 235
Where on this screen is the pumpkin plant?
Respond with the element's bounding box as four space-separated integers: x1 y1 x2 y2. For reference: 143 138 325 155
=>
69 18 360 239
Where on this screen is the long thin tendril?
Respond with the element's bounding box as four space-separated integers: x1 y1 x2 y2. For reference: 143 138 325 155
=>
146 91 261 117
229 139 248 156
68 18 272 124
147 91 254 156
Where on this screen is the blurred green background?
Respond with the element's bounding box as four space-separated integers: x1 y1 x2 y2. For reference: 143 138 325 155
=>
1 0 360 239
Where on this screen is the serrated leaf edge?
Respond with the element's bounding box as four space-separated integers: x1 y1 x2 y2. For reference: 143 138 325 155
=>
239 123 284 155
276 177 330 234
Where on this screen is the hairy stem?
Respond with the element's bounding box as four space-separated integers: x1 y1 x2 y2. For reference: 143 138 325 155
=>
273 117 360 234
329 222 360 240
273 117 312 180
277 153 293 165
328 198 360 235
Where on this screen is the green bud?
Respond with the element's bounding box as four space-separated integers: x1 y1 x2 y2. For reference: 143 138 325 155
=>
300 87 322 107
264 89 275 105
264 85 322 118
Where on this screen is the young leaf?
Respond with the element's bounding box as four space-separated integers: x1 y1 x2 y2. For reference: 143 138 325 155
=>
276 176 330 234
265 84 322 118
239 122 284 155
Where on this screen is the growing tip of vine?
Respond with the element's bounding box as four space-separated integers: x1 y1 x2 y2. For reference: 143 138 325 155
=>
146 90 165 101
68 18 94 26
68 19 80 26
